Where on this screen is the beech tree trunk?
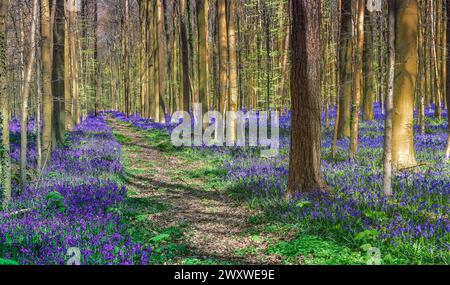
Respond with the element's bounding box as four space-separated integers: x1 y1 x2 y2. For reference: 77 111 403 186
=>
350 0 365 156
337 0 352 139
446 0 450 160
392 0 418 168
218 0 228 114
197 0 208 127
0 0 11 206
228 0 238 142
52 0 65 147
384 0 396 196
287 0 325 195
20 0 39 189
41 0 53 163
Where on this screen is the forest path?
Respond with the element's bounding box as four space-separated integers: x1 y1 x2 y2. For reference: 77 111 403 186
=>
108 119 283 265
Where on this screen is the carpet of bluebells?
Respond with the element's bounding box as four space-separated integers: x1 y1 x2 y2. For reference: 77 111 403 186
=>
0 115 151 265
109 104 449 264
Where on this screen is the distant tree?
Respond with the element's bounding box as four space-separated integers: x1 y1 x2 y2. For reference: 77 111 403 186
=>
287 0 325 195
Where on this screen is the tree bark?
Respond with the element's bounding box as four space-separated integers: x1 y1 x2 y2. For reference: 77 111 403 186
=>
337 0 352 139
392 0 418 168
446 0 450 160
52 0 65 147
287 0 325 195
0 0 11 206
179 0 191 113
197 0 208 127
41 0 53 163
228 0 238 142
350 0 365 156
218 0 228 114
20 0 39 189
384 0 396 196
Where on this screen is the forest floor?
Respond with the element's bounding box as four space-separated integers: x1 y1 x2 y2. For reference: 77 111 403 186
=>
109 118 285 265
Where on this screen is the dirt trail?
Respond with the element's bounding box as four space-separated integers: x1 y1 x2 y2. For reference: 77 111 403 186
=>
109 119 282 265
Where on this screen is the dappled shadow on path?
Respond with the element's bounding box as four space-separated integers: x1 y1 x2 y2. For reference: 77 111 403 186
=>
108 118 282 265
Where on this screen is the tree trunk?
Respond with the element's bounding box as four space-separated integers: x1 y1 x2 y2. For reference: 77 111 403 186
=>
350 0 365 156
287 0 325 195
446 0 450 160
392 0 418 168
52 0 65 147
384 0 396 196
218 0 228 114
197 0 208 127
41 0 53 163
363 11 376 121
156 0 166 123
20 0 39 189
228 0 238 142
337 0 352 139
179 0 191 114
0 0 11 206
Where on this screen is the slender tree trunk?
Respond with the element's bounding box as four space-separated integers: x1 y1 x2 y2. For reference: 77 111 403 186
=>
337 0 352 139
218 0 228 114
363 11 376 121
228 0 238 142
350 0 365 156
179 0 190 114
36 44 42 170
384 0 396 196
41 0 53 164
197 0 208 127
20 0 39 189
156 0 166 123
0 0 11 206
93 0 99 116
392 0 418 168
52 0 65 146
288 0 325 195
64 3 73 131
446 0 450 159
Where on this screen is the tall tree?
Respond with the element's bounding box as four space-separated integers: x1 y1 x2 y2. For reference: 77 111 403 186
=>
52 0 65 146
287 0 325 195
41 0 53 163
337 0 352 139
228 0 238 142
384 0 396 196
0 0 11 206
179 0 191 114
20 0 39 189
197 0 208 127
218 0 228 114
156 0 166 122
446 0 450 160
350 0 365 156
392 0 418 168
